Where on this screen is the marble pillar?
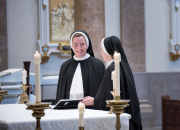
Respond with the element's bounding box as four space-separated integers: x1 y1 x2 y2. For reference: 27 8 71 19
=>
74 0 105 61
120 0 145 72
0 0 8 72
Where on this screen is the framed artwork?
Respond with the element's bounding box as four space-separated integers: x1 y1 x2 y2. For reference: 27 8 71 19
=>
50 0 74 43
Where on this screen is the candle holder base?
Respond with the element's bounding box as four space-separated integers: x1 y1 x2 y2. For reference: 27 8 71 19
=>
109 90 121 114
19 85 30 104
26 103 51 130
0 90 8 104
106 100 130 130
79 127 84 130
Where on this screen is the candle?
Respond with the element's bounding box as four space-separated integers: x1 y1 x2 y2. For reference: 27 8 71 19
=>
78 102 85 127
111 71 115 90
34 51 41 103
114 52 121 96
22 69 27 85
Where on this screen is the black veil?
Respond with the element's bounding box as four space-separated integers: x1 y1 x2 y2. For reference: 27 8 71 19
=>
103 36 142 129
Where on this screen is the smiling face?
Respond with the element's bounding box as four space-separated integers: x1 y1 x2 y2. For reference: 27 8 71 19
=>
72 36 87 58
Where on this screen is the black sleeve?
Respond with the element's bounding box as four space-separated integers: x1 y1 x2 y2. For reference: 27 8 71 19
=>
94 67 113 111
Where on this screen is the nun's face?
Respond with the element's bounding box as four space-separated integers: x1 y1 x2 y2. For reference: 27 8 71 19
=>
72 36 87 58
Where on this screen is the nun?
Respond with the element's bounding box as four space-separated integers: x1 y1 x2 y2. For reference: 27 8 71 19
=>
53 30 105 107
82 36 142 130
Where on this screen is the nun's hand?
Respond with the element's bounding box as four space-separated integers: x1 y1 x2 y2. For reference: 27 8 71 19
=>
81 96 94 106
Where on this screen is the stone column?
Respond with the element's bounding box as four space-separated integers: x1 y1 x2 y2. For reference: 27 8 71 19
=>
120 0 145 72
74 0 105 61
0 0 8 72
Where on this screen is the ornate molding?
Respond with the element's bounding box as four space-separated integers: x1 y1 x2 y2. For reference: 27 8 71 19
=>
57 42 71 55
38 34 40 40
42 0 48 10
37 0 74 64
43 4 46 10
170 44 180 61
169 1 180 61
41 45 50 64
170 52 179 61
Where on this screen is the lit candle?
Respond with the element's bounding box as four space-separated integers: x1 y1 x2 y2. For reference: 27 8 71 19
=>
22 69 27 85
111 71 115 90
34 51 41 103
78 102 85 127
114 52 121 96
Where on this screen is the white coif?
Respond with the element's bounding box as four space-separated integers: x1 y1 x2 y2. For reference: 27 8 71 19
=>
69 63 84 99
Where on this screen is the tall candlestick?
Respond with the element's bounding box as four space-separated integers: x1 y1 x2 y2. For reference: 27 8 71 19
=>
34 51 41 103
111 71 115 90
78 102 85 127
22 69 27 85
114 52 121 97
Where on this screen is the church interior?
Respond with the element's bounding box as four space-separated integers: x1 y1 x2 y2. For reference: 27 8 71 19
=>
0 0 180 130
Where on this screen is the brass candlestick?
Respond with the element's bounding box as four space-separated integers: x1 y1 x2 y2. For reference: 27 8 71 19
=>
79 127 84 130
26 103 51 130
106 91 130 130
0 90 8 104
109 89 115 114
19 85 30 104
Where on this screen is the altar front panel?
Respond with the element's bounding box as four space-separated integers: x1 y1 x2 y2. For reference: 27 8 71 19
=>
0 104 131 130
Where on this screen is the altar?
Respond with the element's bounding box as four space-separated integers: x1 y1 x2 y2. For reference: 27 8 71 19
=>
0 104 131 130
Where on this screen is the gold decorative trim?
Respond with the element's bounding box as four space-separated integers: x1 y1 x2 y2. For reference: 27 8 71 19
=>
38 34 40 40
41 55 50 64
42 45 49 54
174 44 180 54
175 6 178 11
57 41 71 55
170 34 172 39
41 45 50 64
170 52 179 61
43 4 46 10
170 43 180 61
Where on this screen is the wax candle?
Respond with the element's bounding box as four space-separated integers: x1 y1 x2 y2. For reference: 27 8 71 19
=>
22 69 27 85
114 52 121 96
78 102 85 127
34 51 41 103
111 71 115 90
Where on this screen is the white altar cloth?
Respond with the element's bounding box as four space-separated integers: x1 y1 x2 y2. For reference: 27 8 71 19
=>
0 104 131 130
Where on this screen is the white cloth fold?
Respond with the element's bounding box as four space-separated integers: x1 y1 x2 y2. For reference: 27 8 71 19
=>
101 38 109 55
0 104 131 130
70 53 90 99
69 63 84 99
73 53 90 61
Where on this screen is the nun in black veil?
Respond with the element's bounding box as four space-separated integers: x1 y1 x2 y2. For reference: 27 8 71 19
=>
82 36 142 130
53 30 105 108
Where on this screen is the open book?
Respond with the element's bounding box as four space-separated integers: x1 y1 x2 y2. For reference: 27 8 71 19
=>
53 99 83 109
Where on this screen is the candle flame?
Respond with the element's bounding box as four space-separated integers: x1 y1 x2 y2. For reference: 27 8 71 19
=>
36 51 38 53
